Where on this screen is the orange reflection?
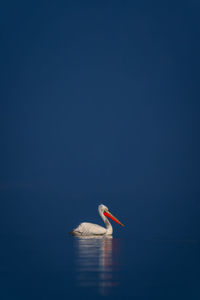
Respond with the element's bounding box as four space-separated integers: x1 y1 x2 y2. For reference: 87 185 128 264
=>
74 236 119 295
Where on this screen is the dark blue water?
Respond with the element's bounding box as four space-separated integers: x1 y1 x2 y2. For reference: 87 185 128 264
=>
1 195 200 300
1 1 200 299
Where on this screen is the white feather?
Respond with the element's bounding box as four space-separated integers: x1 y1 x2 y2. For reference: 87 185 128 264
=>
72 222 107 236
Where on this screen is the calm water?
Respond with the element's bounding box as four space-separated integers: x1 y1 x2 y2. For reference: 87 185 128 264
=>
2 0 200 297
1 231 200 299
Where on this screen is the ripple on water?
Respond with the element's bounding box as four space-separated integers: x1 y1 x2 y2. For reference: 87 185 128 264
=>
73 236 120 295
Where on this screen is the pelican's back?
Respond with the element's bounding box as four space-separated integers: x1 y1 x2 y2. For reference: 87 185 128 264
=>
72 222 107 236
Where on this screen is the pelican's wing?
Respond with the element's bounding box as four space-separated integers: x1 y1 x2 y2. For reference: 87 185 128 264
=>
72 222 106 236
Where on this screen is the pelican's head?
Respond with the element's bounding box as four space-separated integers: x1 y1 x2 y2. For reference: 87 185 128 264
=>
98 204 124 226
98 204 108 212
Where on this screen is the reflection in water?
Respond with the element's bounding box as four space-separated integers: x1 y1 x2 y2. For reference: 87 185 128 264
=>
74 236 119 295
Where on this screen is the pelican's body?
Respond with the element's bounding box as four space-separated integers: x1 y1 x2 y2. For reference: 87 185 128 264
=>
71 204 124 236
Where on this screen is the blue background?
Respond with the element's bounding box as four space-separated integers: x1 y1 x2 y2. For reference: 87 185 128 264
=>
1 1 200 299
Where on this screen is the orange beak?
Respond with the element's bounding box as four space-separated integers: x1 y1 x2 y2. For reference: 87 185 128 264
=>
103 209 124 226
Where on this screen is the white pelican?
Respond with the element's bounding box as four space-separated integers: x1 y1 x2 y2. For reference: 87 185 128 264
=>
71 204 124 236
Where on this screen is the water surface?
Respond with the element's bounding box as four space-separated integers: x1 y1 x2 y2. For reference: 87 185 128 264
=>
1 232 200 300
74 236 119 295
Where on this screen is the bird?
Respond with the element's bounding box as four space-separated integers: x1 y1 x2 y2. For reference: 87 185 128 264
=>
70 204 124 236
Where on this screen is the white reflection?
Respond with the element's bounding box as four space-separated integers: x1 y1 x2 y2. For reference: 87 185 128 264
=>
74 236 119 295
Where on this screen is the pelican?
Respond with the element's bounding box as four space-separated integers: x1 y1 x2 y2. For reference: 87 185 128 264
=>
71 204 124 236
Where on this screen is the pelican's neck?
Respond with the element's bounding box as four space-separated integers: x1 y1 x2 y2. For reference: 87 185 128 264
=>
98 207 113 235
